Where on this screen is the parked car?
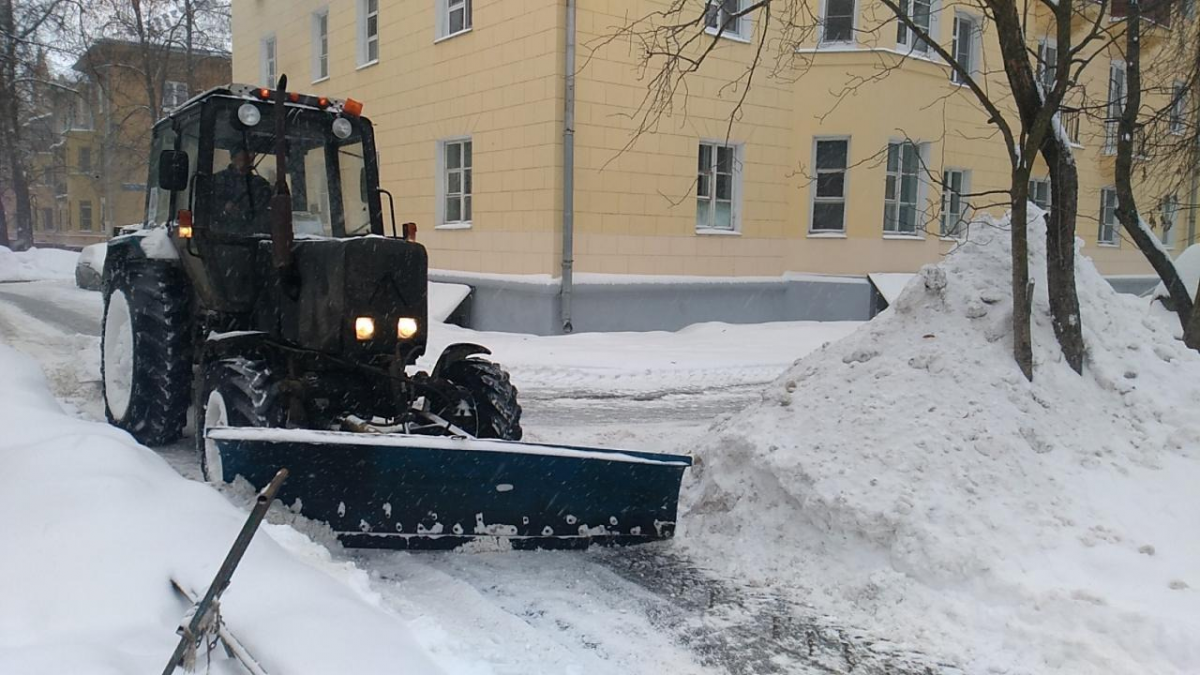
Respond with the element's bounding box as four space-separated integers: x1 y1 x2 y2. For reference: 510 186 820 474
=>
75 243 106 291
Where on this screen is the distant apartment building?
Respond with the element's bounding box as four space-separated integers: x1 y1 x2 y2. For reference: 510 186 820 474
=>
30 39 231 248
230 0 1196 332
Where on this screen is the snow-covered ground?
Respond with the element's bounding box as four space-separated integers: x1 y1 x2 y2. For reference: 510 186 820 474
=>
682 217 1200 674
0 245 78 283
3 231 1197 674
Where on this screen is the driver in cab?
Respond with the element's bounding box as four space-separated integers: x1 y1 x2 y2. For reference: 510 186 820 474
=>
213 146 272 235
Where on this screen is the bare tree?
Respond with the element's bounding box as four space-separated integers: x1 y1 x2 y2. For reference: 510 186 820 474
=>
1106 0 1200 347
0 0 69 251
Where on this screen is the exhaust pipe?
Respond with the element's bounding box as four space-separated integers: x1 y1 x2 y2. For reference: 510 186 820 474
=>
269 74 296 284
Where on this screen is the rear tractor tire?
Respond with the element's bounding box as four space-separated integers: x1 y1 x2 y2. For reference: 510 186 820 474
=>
441 358 523 441
197 359 283 483
101 262 192 446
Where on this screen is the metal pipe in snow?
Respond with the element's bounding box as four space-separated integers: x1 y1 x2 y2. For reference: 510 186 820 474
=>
561 0 576 334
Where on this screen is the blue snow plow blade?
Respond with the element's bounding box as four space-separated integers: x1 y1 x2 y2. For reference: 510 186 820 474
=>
206 427 693 550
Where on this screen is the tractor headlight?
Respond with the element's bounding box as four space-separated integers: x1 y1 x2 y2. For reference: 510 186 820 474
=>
332 116 352 140
397 317 419 339
354 317 376 341
237 103 261 127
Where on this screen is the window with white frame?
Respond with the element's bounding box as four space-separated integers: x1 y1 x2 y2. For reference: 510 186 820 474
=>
1098 187 1119 245
1037 39 1058 93
811 138 848 233
439 138 472 226
313 9 329 81
697 142 740 231
705 0 749 40
79 200 93 231
1170 81 1187 135
895 0 932 54
950 14 977 84
883 141 926 235
821 0 855 43
261 35 277 86
359 0 380 66
1160 194 1179 247
162 80 188 111
940 169 969 237
438 0 472 39
1029 177 1051 209
1104 60 1126 154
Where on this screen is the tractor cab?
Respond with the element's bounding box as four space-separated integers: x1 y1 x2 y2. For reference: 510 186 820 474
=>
149 84 388 313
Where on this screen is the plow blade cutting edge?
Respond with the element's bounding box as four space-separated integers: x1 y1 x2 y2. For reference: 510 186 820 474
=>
206 427 693 550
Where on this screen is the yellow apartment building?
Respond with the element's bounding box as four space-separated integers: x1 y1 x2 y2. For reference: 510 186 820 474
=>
232 0 1197 332
31 40 231 249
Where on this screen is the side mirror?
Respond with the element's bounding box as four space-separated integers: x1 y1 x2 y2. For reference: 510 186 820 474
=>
158 150 189 191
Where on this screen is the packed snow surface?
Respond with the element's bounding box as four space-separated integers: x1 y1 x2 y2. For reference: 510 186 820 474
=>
0 345 469 674
0 246 77 282
682 216 1200 674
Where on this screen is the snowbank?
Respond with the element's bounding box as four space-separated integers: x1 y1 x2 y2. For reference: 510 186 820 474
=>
1151 243 1200 303
0 246 78 282
683 217 1200 674
0 345 456 674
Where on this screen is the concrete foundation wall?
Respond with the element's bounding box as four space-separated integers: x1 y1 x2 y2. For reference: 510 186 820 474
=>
430 272 871 334
431 271 1157 335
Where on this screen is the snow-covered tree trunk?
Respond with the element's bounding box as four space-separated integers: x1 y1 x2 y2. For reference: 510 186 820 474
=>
1114 0 1195 331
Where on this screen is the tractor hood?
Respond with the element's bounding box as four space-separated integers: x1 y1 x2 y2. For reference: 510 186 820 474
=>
260 236 429 362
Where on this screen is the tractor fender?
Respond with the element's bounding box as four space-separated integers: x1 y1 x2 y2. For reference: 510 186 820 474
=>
432 342 492 379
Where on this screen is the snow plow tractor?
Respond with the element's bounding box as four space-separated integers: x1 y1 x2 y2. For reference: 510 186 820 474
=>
98 78 691 550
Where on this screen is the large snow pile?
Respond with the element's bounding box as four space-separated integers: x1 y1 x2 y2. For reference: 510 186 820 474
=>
0 245 78 282
0 345 465 674
683 217 1200 674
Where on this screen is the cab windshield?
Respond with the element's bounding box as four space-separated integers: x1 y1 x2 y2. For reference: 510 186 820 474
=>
209 100 374 237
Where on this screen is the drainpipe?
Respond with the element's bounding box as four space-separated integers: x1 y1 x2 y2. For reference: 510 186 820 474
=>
560 0 576 334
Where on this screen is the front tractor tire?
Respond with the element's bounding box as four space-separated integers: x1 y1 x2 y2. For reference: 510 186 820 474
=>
197 359 283 483
442 358 523 441
101 262 192 446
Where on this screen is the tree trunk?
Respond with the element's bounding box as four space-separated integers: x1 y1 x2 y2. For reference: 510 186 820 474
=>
1114 0 1194 330
1012 178 1034 381
0 191 10 248
1042 137 1085 373
0 0 32 251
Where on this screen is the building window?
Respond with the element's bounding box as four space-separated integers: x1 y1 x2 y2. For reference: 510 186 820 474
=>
1170 81 1187 135
78 146 92 174
162 80 188 111
313 9 329 81
941 169 969 237
811 138 848 233
1037 39 1058 92
359 0 380 65
439 138 472 226
79 200 93 232
1029 178 1052 210
895 0 932 54
705 0 749 40
697 142 740 231
1104 60 1126 154
1059 107 1081 145
950 14 976 84
42 207 54 232
821 0 855 43
883 141 926 235
1098 187 1119 245
1160 194 1179 247
438 0 472 39
261 35 277 86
